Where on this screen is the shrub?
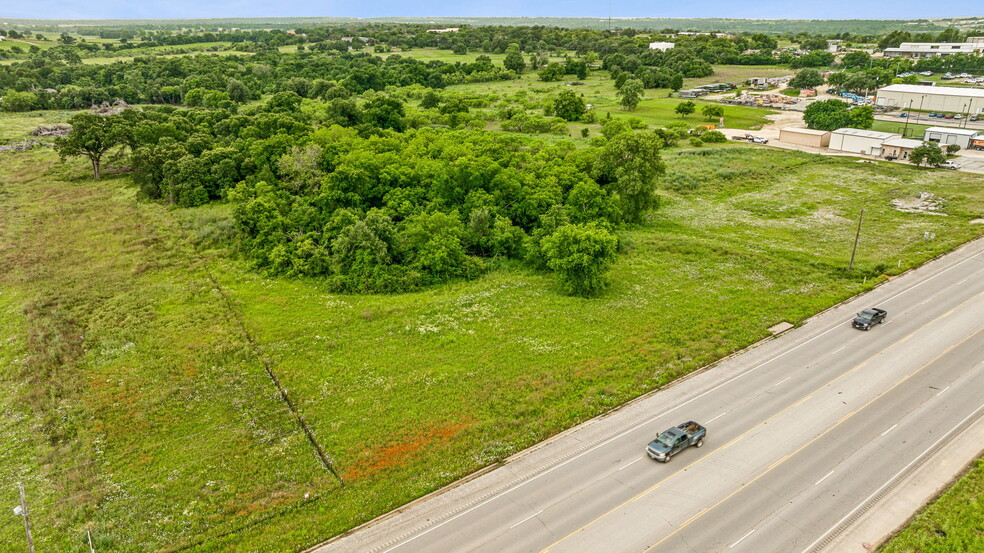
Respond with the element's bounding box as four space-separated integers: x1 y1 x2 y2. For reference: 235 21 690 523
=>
700 130 727 143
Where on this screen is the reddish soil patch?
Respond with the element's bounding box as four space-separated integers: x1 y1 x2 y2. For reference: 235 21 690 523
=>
342 422 471 482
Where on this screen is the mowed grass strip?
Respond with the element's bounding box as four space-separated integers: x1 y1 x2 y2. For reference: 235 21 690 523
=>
0 150 333 552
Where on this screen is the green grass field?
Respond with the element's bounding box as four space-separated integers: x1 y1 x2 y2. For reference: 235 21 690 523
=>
2 106 984 552
880 458 984 552
870 119 935 138
448 69 776 131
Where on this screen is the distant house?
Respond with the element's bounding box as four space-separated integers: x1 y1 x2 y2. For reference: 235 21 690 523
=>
0 36 6 42
648 42 675 52
427 28 460 33
881 138 924 160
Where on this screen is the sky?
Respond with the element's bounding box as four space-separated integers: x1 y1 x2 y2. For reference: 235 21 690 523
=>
1 1 982 21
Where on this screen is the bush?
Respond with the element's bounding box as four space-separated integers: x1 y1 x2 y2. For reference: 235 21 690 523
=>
700 130 727 143
689 137 704 147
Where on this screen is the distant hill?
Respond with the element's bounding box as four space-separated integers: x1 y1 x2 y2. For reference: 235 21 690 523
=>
1 16 983 34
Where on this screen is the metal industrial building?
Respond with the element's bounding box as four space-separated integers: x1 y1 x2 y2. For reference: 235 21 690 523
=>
883 41 984 58
875 84 984 115
923 127 982 149
779 127 831 148
829 128 901 155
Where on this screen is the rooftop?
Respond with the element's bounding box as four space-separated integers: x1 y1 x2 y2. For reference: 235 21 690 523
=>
832 128 901 140
781 128 830 136
882 138 924 148
878 84 984 99
924 126 981 136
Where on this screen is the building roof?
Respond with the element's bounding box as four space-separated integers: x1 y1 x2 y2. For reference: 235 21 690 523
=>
780 127 830 136
878 84 984 99
832 128 900 140
882 138 924 148
924 126 981 136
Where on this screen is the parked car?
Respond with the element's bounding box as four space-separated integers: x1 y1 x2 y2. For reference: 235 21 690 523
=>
945 114 955 119
885 155 898 161
970 115 979 121
751 136 769 144
929 112 937 117
935 161 960 170
898 112 908 118
853 308 887 330
646 422 706 462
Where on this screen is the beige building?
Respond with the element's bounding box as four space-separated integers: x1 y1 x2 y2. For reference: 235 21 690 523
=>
829 128 901 155
779 128 831 147
881 138 924 160
875 84 984 115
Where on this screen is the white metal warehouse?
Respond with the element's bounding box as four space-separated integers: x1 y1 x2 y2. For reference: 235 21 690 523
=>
829 128 901 155
923 127 982 149
875 84 984 115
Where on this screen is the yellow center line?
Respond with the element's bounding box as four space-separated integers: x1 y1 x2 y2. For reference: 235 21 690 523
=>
641 322 983 553
540 291 984 553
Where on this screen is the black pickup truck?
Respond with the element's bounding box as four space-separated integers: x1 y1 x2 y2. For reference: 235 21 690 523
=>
853 308 887 330
646 421 706 462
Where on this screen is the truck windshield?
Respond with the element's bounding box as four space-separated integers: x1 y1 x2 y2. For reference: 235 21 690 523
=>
858 312 873 321
656 434 675 447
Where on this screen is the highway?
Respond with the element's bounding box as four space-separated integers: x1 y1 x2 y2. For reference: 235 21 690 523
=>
314 239 984 553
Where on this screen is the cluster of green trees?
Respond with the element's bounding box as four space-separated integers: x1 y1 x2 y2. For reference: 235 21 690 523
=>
53 91 666 295
803 99 874 131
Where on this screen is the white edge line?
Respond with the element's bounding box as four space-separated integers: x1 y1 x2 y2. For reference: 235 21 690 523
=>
730 528 756 548
880 424 898 437
380 250 984 553
509 510 544 529
379 318 851 552
775 376 793 386
830 346 847 355
618 458 643 471
815 470 835 486
706 412 727 424
936 386 951 397
799 402 984 553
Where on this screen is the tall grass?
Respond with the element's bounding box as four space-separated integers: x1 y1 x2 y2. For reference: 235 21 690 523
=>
1 132 983 552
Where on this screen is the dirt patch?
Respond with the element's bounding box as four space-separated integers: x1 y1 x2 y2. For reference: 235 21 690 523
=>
341 422 471 482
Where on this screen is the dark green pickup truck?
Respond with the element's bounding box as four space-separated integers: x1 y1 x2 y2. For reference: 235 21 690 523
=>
646 421 706 462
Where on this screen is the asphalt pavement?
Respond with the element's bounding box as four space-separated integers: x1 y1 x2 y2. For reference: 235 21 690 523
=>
312 238 984 553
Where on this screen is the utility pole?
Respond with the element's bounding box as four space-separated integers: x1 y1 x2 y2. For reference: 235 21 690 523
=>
16 483 35 553
849 209 865 271
902 99 912 136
